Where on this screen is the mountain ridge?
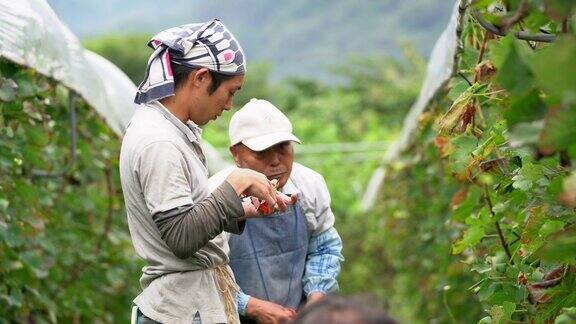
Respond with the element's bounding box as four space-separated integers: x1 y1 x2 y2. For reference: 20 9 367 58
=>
47 0 454 80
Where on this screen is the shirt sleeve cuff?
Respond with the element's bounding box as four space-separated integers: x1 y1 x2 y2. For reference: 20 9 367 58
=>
215 181 246 234
236 290 251 316
304 280 340 296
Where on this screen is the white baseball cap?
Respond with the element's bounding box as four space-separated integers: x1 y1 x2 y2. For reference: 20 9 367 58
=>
229 98 301 151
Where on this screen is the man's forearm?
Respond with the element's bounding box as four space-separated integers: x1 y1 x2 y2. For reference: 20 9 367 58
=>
152 181 245 259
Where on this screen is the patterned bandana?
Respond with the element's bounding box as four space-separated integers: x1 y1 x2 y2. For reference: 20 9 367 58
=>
134 19 246 104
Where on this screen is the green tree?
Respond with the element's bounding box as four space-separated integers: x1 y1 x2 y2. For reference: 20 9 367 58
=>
84 34 152 84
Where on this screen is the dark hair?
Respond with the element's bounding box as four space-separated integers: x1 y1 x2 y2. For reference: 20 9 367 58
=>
290 295 396 324
171 61 235 95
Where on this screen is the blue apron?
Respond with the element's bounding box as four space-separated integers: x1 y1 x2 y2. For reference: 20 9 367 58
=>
229 202 309 309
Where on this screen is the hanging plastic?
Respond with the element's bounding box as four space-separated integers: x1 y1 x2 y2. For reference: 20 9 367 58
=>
361 0 467 212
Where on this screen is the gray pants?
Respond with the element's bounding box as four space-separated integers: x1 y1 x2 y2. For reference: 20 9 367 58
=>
133 307 202 324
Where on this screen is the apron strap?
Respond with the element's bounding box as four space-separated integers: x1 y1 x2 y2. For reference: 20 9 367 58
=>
214 264 240 324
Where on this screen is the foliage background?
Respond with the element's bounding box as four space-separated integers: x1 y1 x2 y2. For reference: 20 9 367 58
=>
0 60 141 322
370 1 576 322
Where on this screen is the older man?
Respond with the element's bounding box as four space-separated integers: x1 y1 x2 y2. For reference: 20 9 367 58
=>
120 21 292 324
209 99 344 324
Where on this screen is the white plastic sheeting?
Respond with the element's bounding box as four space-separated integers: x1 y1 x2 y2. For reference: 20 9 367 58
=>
361 0 466 212
0 0 230 173
82 50 138 135
0 0 127 134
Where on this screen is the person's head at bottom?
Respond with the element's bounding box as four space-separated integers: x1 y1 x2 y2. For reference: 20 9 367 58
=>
290 294 397 324
228 98 301 189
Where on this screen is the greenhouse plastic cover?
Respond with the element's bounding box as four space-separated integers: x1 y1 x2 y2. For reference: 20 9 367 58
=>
0 0 230 173
361 0 466 211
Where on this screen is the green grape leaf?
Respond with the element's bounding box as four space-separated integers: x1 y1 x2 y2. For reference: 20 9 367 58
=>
14 72 38 98
521 206 547 246
453 222 485 254
0 77 18 101
534 229 576 264
495 38 534 95
448 80 470 102
512 160 545 191
452 186 483 221
544 0 576 21
450 135 478 174
530 36 576 100
505 90 547 127
539 103 576 151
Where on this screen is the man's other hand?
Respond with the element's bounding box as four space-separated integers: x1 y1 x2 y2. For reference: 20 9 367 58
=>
246 297 296 324
305 292 325 307
272 191 297 213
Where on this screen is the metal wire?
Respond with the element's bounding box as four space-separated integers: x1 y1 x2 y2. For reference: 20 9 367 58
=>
471 9 556 43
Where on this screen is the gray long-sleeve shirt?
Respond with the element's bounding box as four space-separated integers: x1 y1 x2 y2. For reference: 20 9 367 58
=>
120 101 242 323
153 181 245 259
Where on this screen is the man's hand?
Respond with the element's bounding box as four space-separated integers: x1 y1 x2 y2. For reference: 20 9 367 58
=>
226 168 277 211
246 297 296 324
259 179 295 214
242 192 297 218
242 196 261 218
305 292 325 307
272 191 297 213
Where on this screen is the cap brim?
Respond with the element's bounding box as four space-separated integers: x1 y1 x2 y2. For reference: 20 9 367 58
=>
242 132 301 152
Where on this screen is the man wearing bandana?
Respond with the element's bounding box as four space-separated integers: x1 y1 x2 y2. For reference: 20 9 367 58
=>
120 20 292 324
209 99 344 324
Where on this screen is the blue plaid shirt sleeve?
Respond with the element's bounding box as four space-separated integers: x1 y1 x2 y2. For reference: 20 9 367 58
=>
236 289 251 316
302 227 344 296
